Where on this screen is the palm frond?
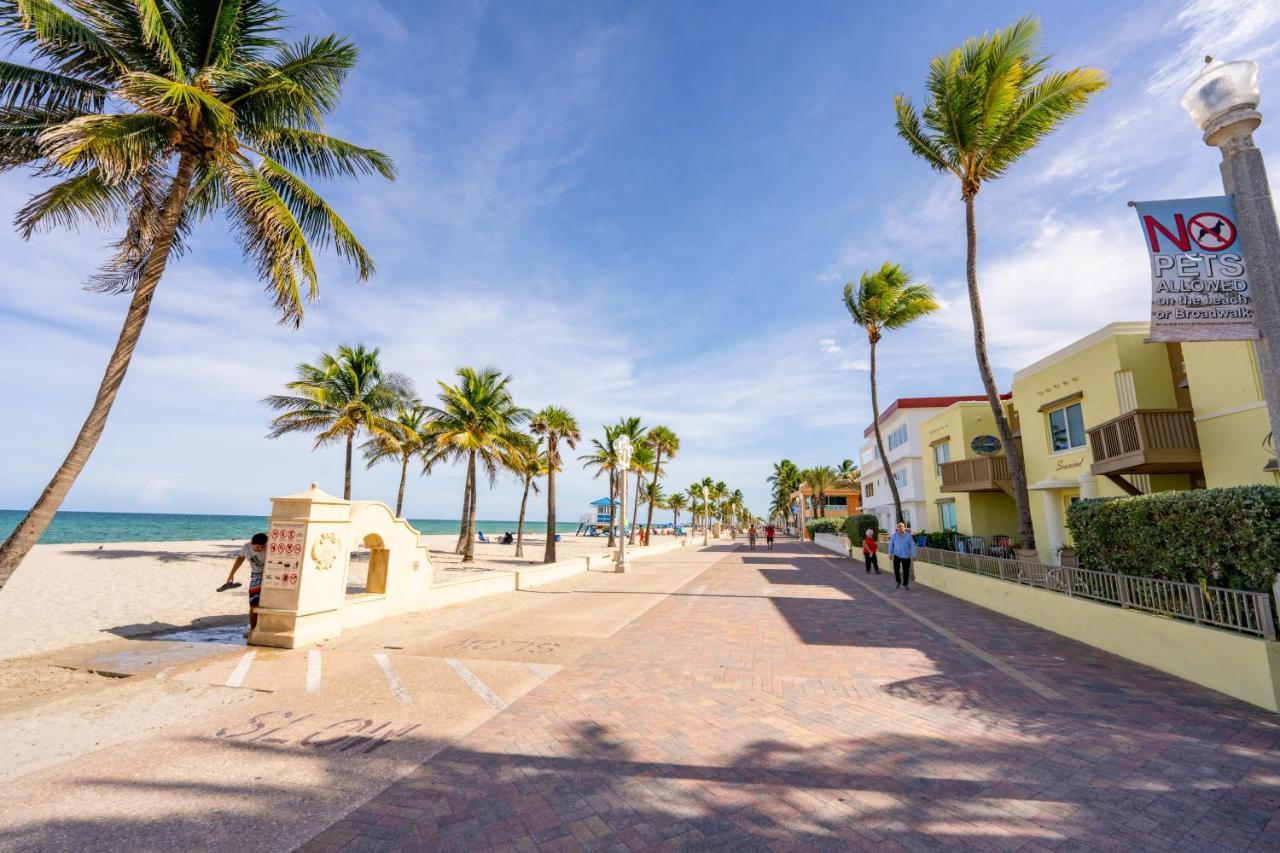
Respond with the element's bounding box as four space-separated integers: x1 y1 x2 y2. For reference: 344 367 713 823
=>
0 59 107 113
37 112 175 180
13 166 126 235
257 151 374 279
2 0 129 83
246 125 395 179
131 0 185 78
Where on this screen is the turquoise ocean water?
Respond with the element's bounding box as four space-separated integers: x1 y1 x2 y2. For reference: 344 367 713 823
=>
0 509 581 545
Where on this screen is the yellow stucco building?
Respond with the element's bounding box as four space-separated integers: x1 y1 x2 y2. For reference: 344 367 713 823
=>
920 321 1277 563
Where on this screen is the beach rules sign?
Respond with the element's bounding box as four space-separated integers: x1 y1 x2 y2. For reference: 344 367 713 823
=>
1133 195 1257 342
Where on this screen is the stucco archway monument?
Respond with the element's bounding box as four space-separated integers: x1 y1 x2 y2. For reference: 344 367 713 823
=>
249 484 434 649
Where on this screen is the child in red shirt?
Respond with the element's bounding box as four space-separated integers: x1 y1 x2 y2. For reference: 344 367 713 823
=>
862 530 881 574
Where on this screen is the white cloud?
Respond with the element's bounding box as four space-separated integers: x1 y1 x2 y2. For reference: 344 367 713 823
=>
817 338 842 354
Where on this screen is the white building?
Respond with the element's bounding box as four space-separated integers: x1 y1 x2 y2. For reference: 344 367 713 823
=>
859 395 993 531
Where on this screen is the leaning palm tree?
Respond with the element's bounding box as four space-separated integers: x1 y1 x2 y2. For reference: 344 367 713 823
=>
424 367 529 563
666 492 687 530
505 434 546 559
642 426 679 544
265 343 414 499
0 0 395 582
361 404 434 517
894 16 1105 546
843 263 938 525
530 406 579 563
580 426 621 547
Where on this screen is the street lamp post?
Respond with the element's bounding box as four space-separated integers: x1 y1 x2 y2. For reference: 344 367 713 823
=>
613 435 632 573
1182 57 1280 460
701 484 709 546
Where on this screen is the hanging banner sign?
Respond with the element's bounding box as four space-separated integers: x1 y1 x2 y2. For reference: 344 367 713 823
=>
1133 195 1257 342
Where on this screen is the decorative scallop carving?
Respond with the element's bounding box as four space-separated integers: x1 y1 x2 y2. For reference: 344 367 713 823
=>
312 532 342 571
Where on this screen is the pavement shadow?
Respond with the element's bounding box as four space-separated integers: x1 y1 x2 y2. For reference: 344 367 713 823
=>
64 546 238 563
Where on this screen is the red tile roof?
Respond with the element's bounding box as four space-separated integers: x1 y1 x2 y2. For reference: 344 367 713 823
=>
863 394 1012 437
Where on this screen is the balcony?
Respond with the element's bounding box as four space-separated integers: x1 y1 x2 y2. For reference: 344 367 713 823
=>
1087 409 1202 476
939 456 1012 494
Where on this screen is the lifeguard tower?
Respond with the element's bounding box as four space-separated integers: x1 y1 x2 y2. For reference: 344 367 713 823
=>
576 497 617 536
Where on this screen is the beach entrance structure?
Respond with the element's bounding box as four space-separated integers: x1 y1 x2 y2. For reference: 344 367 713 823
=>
249 484 433 649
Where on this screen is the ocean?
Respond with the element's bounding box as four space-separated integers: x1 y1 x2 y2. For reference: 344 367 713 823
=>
0 509 582 545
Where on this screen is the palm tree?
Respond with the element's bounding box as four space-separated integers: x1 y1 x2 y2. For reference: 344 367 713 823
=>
802 466 836 519
0 0 395 582
843 263 938 525
708 479 727 536
361 404 434 517
628 442 655 545
580 426 621 548
767 459 801 530
265 343 414 499
642 426 679 545
835 459 859 490
894 17 1105 546
666 492 688 530
530 406 579 563
424 367 529 563
507 436 546 559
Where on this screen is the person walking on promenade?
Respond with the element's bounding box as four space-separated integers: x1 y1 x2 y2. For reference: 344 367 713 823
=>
764 525 775 550
748 525 758 549
888 522 915 590
862 529 880 574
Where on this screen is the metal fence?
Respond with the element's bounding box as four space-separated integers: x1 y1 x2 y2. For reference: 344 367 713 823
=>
917 546 1277 640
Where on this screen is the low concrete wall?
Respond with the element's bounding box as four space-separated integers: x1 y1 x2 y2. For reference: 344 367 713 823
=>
517 556 593 590
426 572 517 609
814 533 849 556
914 559 1280 713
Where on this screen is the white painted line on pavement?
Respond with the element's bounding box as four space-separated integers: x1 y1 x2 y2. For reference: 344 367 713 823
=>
830 562 1063 701
525 663 553 679
306 649 322 694
225 651 255 688
374 652 412 703
446 657 507 710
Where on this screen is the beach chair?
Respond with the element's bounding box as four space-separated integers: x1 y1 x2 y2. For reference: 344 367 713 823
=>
477 530 489 543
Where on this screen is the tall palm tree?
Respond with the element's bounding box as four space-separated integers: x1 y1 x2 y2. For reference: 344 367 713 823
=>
424 367 529 563
265 343 414 499
580 426 621 548
843 263 938 525
530 406 579 563
0 0 395 582
767 459 801 530
628 442 655 545
506 435 546 559
894 17 1105 546
361 404 434 517
666 492 687 530
642 426 679 544
835 459 859 489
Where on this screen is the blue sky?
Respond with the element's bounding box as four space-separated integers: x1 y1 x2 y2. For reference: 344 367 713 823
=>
2 0 1279 521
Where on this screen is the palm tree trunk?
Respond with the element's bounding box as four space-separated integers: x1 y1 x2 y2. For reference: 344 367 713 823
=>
542 436 558 563
606 470 616 548
516 476 531 558
455 463 473 554
0 153 199 588
629 473 644 544
870 338 905 525
644 449 662 544
965 194 1035 549
462 451 478 562
395 455 409 517
343 433 353 500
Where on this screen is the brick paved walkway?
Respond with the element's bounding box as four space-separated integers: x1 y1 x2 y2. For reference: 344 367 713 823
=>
303 541 1280 852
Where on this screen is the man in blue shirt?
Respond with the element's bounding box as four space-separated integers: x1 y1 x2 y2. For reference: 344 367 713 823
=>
887 521 916 590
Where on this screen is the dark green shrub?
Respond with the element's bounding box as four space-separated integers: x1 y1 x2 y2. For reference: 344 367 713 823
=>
844 514 880 544
1066 485 1280 592
806 518 844 538
920 530 952 549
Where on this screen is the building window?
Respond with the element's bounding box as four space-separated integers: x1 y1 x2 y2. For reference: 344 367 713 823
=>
893 468 907 487
887 423 909 451
1047 401 1086 452
939 501 957 531
902 509 912 527
825 496 847 509
933 442 951 476
864 482 874 498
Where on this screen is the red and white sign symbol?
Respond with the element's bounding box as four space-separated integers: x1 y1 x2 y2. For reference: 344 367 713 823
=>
1188 212 1236 251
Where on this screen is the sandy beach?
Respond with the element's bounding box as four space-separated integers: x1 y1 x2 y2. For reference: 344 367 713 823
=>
0 532 624 663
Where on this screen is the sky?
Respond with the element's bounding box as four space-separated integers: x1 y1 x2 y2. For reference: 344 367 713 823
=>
2 0 1280 522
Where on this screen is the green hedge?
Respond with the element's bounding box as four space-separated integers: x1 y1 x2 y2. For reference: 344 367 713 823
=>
843 514 880 543
1065 485 1280 592
806 518 845 538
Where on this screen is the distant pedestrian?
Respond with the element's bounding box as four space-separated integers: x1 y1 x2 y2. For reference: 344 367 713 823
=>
888 522 915 590
862 529 880 574
765 525 775 550
748 525 758 549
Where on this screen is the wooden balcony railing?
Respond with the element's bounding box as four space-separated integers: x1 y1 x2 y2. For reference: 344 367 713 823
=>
1087 409 1202 476
939 456 1012 494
